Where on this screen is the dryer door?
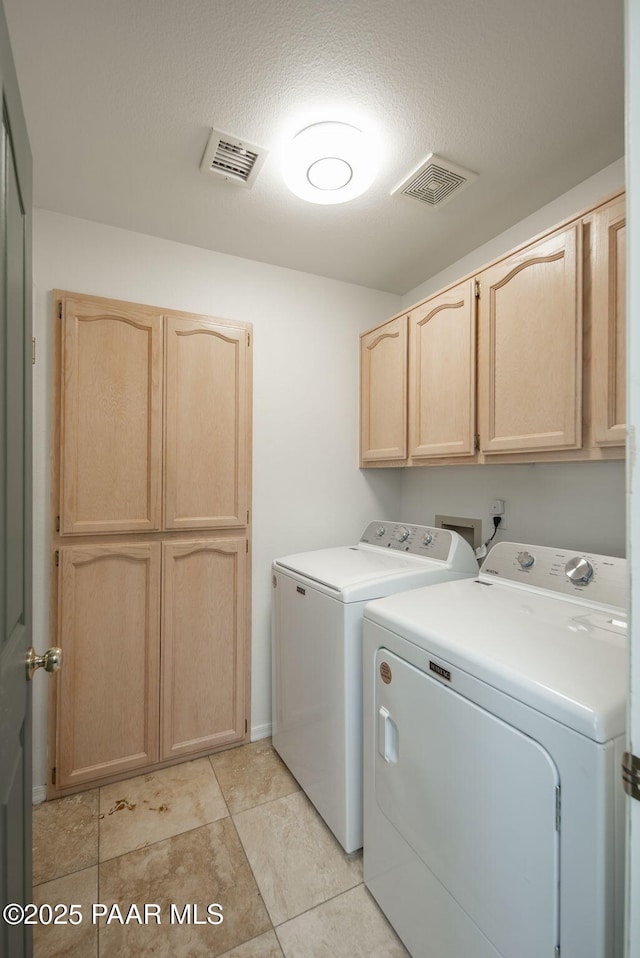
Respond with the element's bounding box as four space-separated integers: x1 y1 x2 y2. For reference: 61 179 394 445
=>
374 648 560 958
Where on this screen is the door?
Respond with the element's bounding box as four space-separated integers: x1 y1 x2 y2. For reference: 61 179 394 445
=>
0 5 33 957
160 539 248 759
591 195 626 446
360 314 408 462
408 279 476 459
375 649 560 958
59 294 164 535
626 3 640 956
164 316 250 530
56 543 161 789
477 222 582 454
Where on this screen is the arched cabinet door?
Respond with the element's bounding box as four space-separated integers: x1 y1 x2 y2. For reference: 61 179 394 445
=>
59 296 163 535
477 223 582 455
360 315 408 463
409 279 476 460
160 538 247 760
56 542 161 789
591 195 626 447
164 316 250 530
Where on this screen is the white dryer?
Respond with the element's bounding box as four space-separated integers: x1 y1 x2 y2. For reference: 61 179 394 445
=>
271 521 478 853
362 541 627 958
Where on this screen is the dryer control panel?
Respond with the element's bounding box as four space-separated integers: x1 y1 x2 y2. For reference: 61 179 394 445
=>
360 522 454 563
480 541 627 610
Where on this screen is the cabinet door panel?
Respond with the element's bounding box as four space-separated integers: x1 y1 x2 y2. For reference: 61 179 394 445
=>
164 318 249 529
57 543 160 788
592 197 626 446
60 297 163 534
161 539 247 760
360 316 407 462
478 224 581 454
409 280 476 459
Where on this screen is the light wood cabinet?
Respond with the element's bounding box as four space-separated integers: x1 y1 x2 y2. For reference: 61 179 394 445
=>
360 315 407 462
591 195 626 446
164 316 249 529
50 291 252 796
60 297 163 535
360 191 625 469
56 543 161 789
477 222 582 455
409 279 476 459
161 539 247 760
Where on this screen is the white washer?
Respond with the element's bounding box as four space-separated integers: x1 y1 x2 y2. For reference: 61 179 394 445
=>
271 521 478 853
362 541 627 958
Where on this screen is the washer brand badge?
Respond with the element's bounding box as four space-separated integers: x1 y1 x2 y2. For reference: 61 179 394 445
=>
430 661 451 682
296 586 306 596
484 568 499 576
380 662 392 684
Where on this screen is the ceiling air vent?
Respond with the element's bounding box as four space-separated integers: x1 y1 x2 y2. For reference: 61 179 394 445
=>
392 153 477 209
200 128 267 188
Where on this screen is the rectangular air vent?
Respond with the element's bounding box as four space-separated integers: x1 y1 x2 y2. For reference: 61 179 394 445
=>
200 128 267 188
392 153 477 209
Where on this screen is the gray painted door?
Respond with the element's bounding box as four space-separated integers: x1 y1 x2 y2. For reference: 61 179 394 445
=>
0 4 33 957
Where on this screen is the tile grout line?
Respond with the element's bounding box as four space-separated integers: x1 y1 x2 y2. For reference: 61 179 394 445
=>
271 877 365 931
225 786 365 940
225 812 283 951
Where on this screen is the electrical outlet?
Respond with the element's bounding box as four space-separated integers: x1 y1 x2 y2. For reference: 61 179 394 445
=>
490 499 506 532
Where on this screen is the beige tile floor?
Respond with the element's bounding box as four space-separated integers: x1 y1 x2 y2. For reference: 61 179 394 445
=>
32 739 409 957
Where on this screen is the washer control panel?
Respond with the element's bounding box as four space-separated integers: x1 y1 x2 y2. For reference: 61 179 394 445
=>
480 541 627 609
360 521 453 562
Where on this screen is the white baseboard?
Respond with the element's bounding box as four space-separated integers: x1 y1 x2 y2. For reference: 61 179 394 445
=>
251 722 272 742
32 785 47 805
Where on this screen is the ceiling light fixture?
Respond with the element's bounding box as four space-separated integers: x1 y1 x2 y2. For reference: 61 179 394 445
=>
283 122 378 205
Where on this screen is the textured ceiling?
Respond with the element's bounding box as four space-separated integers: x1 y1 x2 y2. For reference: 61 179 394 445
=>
3 0 624 294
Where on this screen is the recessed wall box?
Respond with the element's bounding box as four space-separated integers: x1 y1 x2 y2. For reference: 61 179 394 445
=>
435 514 482 550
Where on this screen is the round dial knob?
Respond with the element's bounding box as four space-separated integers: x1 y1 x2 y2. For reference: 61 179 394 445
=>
517 551 535 569
395 527 410 543
422 532 433 546
565 556 594 586
375 526 386 538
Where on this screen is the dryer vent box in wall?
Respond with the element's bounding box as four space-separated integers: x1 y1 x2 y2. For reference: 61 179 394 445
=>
200 128 268 188
435 514 482 550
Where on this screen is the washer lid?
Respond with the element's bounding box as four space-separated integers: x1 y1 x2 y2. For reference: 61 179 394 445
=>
364 576 628 742
273 545 448 601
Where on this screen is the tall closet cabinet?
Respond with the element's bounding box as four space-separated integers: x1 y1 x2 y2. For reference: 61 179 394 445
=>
49 291 252 796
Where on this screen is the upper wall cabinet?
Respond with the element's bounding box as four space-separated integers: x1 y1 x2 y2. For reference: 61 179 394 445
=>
359 190 625 469
477 222 582 455
590 195 626 446
360 315 407 462
58 294 251 534
60 296 164 535
164 316 250 529
409 279 476 459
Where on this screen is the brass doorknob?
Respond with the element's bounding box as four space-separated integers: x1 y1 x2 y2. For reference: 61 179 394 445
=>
26 647 63 681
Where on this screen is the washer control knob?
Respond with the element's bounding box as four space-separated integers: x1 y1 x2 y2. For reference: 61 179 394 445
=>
395 526 410 543
422 532 433 546
565 556 594 585
517 551 535 569
375 526 386 538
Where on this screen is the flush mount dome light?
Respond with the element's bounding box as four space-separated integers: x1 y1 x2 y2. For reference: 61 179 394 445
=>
283 122 378 204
